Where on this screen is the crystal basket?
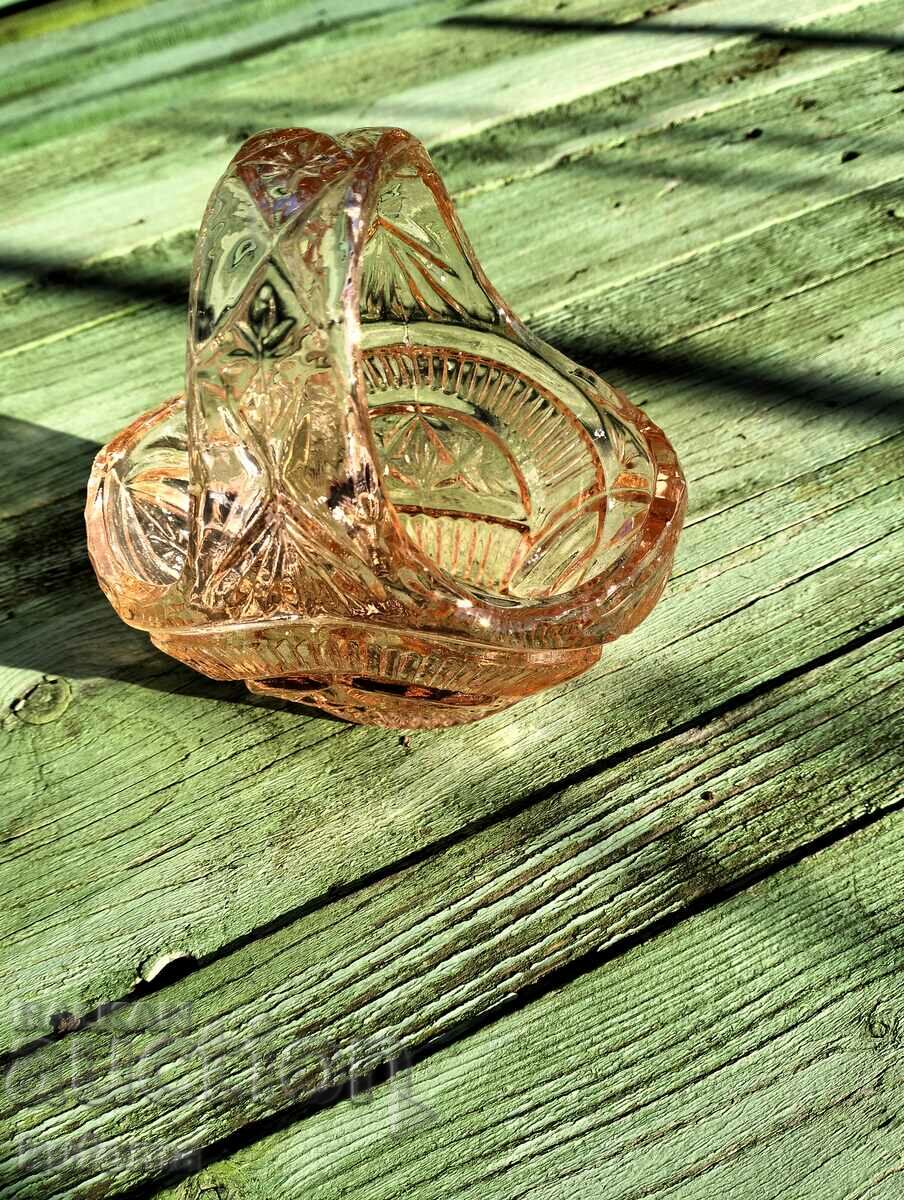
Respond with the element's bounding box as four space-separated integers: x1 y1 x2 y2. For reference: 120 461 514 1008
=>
86 128 686 728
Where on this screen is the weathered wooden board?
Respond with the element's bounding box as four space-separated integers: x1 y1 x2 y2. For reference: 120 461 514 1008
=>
4 40 903 422
3 625 900 1199
0 0 706 180
2 244 901 1059
0 0 897 275
1 2 902 1196
0 0 180 49
435 6 904 200
2 144 902 1060
152 808 904 1200
6 41 904 376
2 44 901 556
0 0 420 101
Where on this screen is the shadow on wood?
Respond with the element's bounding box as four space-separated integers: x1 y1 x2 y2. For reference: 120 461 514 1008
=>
442 12 904 51
0 416 336 713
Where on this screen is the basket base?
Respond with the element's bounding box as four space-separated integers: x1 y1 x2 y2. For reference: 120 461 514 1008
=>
245 674 522 729
151 620 602 730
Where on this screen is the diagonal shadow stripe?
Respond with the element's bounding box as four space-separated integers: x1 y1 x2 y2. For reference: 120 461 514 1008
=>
0 0 61 18
0 250 189 310
544 334 904 423
442 13 904 51
56 618 904 1200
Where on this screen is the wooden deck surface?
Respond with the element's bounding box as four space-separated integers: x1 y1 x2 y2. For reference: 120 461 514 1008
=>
1 1 902 1197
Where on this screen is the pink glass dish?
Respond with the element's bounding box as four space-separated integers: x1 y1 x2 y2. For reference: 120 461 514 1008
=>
86 128 686 728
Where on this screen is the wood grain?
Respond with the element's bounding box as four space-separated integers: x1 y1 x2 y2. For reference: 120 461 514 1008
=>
0 0 895 273
3 627 900 1199
154 808 904 1200
2 231 901 1057
0 2 902 1195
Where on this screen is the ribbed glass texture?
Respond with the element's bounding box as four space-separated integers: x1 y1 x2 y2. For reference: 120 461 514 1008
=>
86 128 686 727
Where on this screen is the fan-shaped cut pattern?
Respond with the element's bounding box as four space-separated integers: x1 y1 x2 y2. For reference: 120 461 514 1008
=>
86 127 685 726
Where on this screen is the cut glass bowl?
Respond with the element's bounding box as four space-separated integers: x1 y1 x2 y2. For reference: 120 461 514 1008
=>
86 128 686 728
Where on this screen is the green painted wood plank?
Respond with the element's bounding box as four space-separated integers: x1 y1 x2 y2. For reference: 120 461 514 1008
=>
2 45 901 457
0 0 419 83
2 42 901 384
0 0 703 152
0 0 159 48
0 0 892 274
0 0 419 122
465 53 904 324
153 807 904 1200
431 0 904 199
543 181 904 368
4 630 901 1199
340 0 904 151
1 237 901 1058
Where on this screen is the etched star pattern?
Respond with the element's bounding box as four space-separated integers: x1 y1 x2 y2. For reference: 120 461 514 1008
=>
381 414 493 498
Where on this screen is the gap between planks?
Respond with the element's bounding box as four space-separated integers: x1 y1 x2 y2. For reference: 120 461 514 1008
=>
2 620 901 1200
0 0 898 275
1 250 901 1056
150 808 904 1200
